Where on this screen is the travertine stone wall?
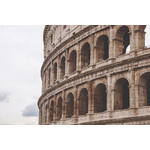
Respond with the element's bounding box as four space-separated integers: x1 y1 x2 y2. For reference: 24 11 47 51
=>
38 25 150 125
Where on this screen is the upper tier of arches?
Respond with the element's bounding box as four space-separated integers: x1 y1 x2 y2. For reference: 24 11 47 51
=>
42 25 150 93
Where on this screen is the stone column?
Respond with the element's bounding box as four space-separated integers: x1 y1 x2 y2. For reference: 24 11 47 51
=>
61 90 65 119
76 42 81 73
135 84 146 108
49 66 52 87
45 68 49 89
134 29 145 50
107 74 113 111
65 49 69 79
93 48 97 65
93 34 97 65
70 86 77 124
91 92 95 114
109 25 115 59
53 95 57 123
43 74 46 92
39 106 42 125
42 102 46 125
41 104 44 125
42 75 44 93
47 99 50 124
57 57 61 82
90 34 94 66
51 65 54 85
135 84 139 108
88 81 93 114
72 86 76 117
111 88 115 111
129 26 135 52
129 70 136 108
94 46 105 62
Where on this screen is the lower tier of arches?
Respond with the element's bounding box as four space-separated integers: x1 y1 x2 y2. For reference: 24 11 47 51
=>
39 69 150 125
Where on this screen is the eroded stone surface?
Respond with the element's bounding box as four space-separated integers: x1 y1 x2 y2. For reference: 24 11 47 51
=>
38 25 150 125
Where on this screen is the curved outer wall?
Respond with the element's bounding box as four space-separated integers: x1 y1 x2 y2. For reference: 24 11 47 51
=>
38 25 150 125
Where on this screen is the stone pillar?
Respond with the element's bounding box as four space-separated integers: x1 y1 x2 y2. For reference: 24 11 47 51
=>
129 26 135 52
135 84 139 108
53 95 57 123
45 68 49 89
73 86 78 118
49 67 52 87
51 65 54 85
129 70 136 108
111 88 115 111
39 106 42 125
76 87 80 117
107 74 113 111
113 39 124 57
61 90 65 119
65 49 69 78
42 75 44 93
45 106 48 125
93 34 97 65
135 84 146 107
41 104 43 124
93 48 97 65
91 92 95 114
43 74 46 92
109 25 115 59
42 102 46 125
47 99 50 124
95 46 105 62
88 81 93 114
134 29 145 50
76 42 81 73
90 35 94 66
57 57 61 82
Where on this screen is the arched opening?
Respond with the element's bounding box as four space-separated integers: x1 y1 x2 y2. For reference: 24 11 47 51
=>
94 83 107 113
65 93 74 118
96 35 109 62
56 97 62 120
81 42 90 69
138 72 150 107
60 57 65 79
114 78 130 110
69 50 77 74
115 26 130 56
79 88 88 115
54 63 57 82
49 101 54 123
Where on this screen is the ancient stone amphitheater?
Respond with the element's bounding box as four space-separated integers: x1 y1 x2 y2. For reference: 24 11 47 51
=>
38 25 150 125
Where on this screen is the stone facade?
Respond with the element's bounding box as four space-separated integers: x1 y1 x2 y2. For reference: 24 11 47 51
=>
38 25 150 125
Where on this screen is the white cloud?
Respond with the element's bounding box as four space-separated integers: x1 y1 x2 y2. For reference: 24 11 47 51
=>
0 92 9 102
22 102 39 117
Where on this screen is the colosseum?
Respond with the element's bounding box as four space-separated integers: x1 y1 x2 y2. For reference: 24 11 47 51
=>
38 25 150 125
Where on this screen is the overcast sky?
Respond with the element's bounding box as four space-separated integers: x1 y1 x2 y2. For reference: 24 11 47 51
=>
0 25 44 125
0 25 150 125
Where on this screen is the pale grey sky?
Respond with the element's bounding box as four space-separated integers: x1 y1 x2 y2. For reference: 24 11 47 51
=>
0 25 150 125
0 25 44 125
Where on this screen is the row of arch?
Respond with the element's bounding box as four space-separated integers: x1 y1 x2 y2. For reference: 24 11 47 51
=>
44 72 150 123
46 25 148 85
